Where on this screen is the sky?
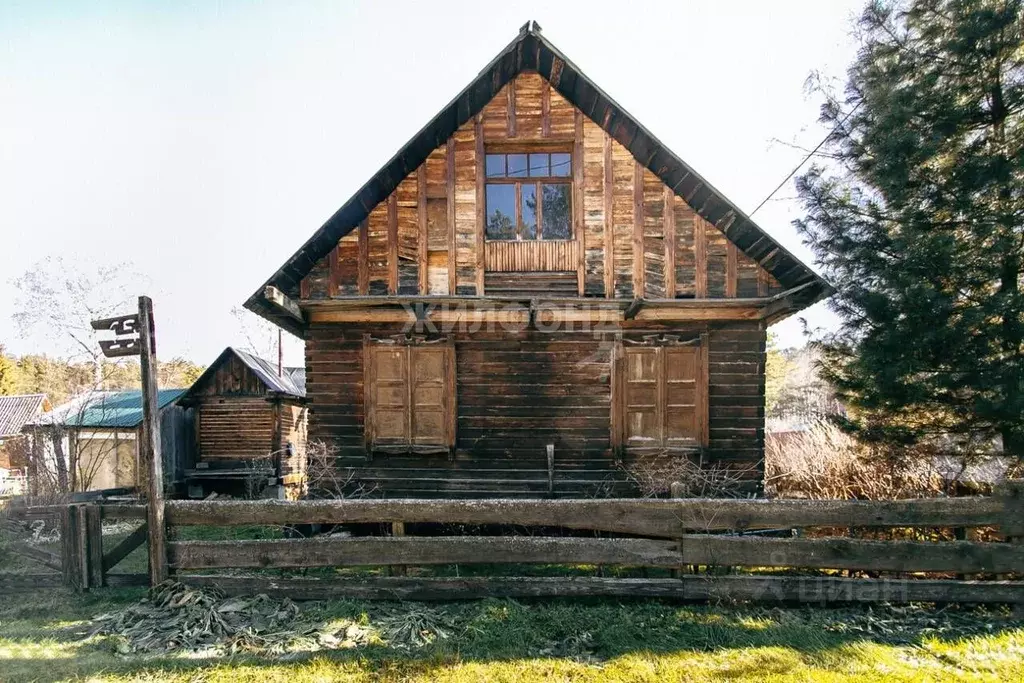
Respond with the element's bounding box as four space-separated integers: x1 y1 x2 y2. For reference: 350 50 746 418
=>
0 0 864 366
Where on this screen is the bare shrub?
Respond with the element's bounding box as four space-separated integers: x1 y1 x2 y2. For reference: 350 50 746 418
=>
765 421 943 500
303 440 376 500
622 453 757 498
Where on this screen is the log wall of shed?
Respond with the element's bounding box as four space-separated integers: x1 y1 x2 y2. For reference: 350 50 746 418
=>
300 72 783 301
305 319 765 497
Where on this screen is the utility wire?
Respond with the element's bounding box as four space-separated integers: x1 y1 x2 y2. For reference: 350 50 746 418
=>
749 102 862 218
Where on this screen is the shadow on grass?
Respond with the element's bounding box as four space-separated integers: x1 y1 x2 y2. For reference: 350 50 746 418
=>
1 586 1022 682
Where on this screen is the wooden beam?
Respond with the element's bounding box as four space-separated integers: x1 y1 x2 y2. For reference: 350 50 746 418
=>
475 114 485 295
264 286 303 323
603 135 614 298
327 245 340 297
357 219 369 295
623 297 644 320
694 215 707 297
166 496 1005 536
102 522 148 573
507 78 517 137
182 574 1024 604
726 242 738 298
633 161 644 297
541 80 551 137
417 165 428 295
387 193 398 294
573 110 585 295
664 186 676 298
139 295 168 587
446 137 456 295
169 536 682 570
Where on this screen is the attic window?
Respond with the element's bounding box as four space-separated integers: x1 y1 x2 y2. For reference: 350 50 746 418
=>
485 152 572 241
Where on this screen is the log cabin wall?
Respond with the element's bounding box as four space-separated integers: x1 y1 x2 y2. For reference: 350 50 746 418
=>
305 319 766 497
299 72 783 301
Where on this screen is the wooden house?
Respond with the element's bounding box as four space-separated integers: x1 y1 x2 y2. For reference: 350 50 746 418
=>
244 23 831 498
0 394 51 493
177 347 306 498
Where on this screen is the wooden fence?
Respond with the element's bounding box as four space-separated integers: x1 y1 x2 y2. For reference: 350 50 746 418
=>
4 481 1024 604
1 503 148 592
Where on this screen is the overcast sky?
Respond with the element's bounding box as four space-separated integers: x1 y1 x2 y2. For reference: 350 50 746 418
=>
1 0 863 366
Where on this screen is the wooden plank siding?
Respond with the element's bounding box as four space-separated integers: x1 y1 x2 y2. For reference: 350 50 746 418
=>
305 319 765 497
299 72 782 302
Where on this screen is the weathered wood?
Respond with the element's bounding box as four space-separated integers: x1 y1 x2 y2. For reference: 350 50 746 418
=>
6 539 62 572
357 219 369 295
60 504 83 590
541 80 550 137
327 245 340 297
573 109 585 295
168 536 682 570
694 216 707 297
386 193 398 294
139 296 168 586
166 496 1005 535
263 286 303 323
474 114 486 294
507 78 517 137
446 137 456 295
686 535 1024 573
182 574 1024 604
664 185 676 298
102 522 148 574
0 573 63 593
603 135 614 297
633 161 644 296
417 165 428 294
726 242 738 298
83 504 104 588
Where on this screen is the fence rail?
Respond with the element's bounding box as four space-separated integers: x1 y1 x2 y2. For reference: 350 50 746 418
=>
4 480 1024 604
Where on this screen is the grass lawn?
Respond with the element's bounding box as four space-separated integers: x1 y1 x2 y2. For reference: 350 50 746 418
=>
1 586 1022 682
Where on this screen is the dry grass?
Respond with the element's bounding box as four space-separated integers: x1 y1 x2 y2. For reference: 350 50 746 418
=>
765 422 944 500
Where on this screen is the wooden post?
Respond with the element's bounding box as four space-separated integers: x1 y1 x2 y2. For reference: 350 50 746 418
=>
670 482 685 579
139 296 168 585
83 504 104 589
998 479 1024 615
390 522 407 577
60 503 83 591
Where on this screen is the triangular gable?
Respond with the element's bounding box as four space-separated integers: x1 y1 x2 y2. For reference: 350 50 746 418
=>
245 22 830 333
182 348 305 401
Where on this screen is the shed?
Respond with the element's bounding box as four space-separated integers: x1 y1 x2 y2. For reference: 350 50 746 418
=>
0 393 52 494
177 347 306 497
23 389 189 494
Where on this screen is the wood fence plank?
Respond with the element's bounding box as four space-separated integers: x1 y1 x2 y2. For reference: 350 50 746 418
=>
60 504 82 590
84 505 104 588
181 574 1024 604
683 535 1024 573
6 540 62 572
100 504 147 520
165 497 1005 535
102 523 148 574
168 536 682 570
0 574 64 594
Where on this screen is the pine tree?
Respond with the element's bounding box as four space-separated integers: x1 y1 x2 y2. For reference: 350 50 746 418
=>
796 0 1024 457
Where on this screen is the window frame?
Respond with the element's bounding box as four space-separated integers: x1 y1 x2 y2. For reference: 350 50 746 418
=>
484 148 574 243
363 335 456 456
612 335 709 452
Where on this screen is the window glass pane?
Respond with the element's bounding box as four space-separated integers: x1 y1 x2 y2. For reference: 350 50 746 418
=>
485 154 505 178
550 153 571 177
485 184 517 240
507 154 527 178
541 183 571 240
520 184 538 240
529 153 549 177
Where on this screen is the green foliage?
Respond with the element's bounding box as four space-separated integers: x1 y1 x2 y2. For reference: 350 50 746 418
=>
0 346 17 395
796 0 1024 456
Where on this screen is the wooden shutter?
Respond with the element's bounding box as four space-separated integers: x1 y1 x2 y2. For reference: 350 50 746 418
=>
365 339 455 452
617 341 707 450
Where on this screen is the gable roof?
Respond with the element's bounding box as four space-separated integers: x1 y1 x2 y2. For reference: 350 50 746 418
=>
244 21 831 333
27 390 185 430
183 347 305 399
0 394 49 438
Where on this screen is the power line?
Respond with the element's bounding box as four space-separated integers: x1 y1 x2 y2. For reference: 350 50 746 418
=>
749 102 862 218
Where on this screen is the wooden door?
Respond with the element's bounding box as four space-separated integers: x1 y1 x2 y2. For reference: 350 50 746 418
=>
368 346 410 446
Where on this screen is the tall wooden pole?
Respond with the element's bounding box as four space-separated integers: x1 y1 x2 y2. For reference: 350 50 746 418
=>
139 296 168 585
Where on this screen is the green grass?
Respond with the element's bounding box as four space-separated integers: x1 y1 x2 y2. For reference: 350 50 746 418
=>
1 587 1022 682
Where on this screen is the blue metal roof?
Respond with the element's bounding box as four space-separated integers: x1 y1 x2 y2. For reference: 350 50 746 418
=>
29 389 185 430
